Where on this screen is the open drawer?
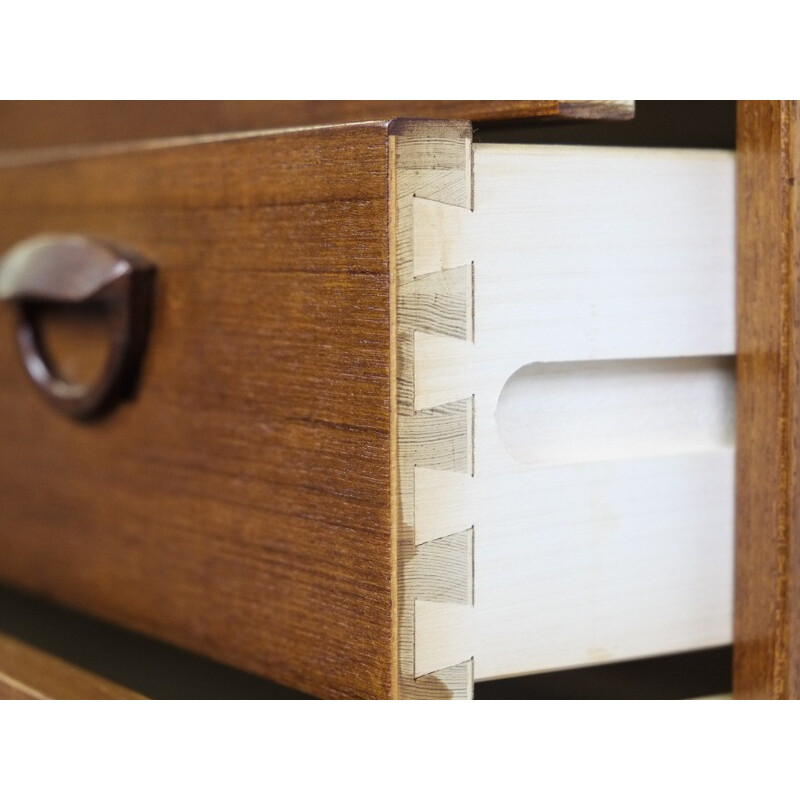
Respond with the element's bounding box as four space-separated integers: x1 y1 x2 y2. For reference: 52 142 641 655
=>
0 120 734 698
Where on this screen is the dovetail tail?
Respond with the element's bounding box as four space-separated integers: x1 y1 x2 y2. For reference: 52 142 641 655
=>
393 121 475 700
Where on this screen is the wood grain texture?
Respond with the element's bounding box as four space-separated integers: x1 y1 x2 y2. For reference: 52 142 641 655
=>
0 631 143 699
0 101 634 151
409 144 735 683
0 122 394 699
735 100 800 699
390 120 475 698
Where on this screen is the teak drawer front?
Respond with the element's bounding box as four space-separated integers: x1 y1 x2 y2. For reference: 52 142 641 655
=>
0 120 735 699
0 123 396 700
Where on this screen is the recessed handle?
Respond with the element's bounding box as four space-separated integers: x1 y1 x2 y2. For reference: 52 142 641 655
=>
0 235 155 420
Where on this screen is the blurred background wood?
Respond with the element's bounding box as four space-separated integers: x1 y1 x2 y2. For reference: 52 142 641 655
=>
0 630 143 699
735 99 800 699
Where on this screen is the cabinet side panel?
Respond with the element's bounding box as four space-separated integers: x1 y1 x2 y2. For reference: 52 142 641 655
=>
735 100 800 699
0 124 393 699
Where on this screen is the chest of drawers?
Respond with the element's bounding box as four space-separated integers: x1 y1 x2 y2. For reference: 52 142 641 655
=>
0 101 796 699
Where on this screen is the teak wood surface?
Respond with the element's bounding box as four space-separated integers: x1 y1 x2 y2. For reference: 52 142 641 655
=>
735 100 800 698
0 631 143 699
0 123 396 699
0 101 634 151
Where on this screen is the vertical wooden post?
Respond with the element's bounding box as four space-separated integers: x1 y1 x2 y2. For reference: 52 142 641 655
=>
735 100 800 698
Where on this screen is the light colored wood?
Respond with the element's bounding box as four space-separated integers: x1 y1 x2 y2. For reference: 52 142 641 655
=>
391 120 475 699
496 357 734 465
402 144 736 686
0 631 144 699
